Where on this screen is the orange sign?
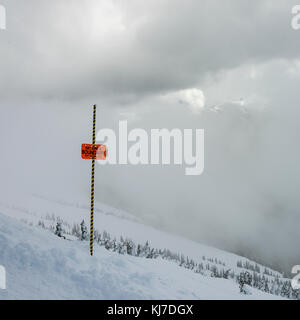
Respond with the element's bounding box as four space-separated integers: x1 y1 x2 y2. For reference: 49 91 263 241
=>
81 144 107 160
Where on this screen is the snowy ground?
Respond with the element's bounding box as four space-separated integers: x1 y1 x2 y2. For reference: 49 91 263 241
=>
0 193 286 300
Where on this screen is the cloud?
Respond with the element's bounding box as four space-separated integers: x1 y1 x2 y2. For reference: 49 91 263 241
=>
178 88 206 113
163 88 205 113
0 0 299 101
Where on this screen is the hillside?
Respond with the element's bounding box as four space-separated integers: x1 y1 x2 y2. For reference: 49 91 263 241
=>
0 194 294 300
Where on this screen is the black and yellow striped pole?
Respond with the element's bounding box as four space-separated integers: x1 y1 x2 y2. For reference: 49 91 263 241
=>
90 104 96 256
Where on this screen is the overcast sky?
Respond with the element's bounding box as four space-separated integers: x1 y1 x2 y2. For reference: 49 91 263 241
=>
0 0 300 273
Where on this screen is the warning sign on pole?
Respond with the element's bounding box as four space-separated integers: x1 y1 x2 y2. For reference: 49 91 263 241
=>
81 144 107 160
81 105 107 256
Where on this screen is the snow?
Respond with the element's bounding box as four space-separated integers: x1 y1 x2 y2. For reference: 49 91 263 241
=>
0 193 283 277
0 212 283 300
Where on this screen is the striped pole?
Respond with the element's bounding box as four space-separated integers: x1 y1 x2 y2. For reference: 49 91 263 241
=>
90 104 96 256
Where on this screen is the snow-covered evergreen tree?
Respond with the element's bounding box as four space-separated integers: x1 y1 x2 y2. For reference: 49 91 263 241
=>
80 220 88 241
136 244 143 257
125 239 136 256
238 271 252 294
117 241 126 255
222 269 230 279
179 254 185 266
55 222 63 238
144 241 151 258
264 280 269 293
281 281 291 298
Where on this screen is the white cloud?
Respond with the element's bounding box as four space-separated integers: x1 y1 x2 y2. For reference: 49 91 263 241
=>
180 88 206 113
164 88 205 113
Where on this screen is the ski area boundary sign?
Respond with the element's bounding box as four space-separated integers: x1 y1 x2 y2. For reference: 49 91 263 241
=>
81 144 107 160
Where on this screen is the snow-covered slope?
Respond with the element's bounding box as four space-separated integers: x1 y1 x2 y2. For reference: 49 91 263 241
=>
0 212 283 300
0 194 289 300
0 193 272 270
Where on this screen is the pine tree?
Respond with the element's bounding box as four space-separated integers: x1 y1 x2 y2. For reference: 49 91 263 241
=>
238 271 252 294
126 239 136 256
264 280 269 293
104 238 112 250
117 241 126 254
179 254 185 266
211 265 219 278
257 276 264 290
291 288 300 300
186 257 190 269
80 220 88 241
238 273 246 294
270 281 275 295
281 281 291 298
244 271 252 286
144 241 151 258
137 244 143 257
112 238 117 252
55 222 63 238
